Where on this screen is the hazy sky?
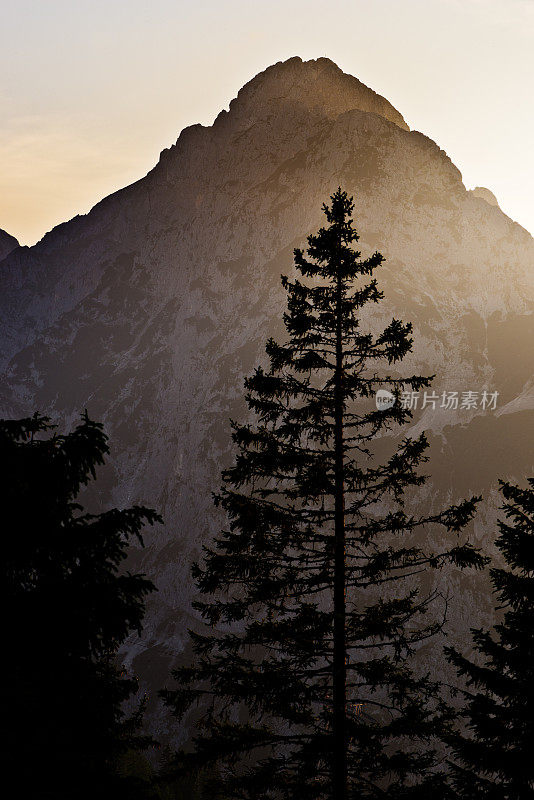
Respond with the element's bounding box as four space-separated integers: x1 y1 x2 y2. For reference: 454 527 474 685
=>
1 0 533 245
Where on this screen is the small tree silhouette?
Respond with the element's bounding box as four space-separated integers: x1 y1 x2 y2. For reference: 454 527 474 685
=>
446 478 534 798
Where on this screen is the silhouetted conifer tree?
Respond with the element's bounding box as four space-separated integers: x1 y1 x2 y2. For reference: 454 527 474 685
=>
162 190 485 800
1 411 161 800
445 479 534 798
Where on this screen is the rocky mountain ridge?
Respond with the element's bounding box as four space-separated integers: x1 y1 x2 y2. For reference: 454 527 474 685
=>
1 57 533 740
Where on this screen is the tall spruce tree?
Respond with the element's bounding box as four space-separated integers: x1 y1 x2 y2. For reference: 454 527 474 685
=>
162 190 485 800
1 412 161 800
445 479 534 798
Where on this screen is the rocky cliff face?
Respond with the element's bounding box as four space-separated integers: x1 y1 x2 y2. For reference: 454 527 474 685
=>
0 228 19 262
1 57 533 740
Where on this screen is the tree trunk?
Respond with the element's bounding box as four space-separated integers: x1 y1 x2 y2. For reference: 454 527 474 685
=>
333 268 347 800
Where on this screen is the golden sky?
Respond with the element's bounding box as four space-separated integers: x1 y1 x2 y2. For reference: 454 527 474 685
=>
1 0 533 245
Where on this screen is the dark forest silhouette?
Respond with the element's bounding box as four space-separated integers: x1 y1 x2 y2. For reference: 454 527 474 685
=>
2 412 161 799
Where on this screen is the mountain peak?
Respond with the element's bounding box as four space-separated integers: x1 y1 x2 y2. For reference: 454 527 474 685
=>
218 56 409 132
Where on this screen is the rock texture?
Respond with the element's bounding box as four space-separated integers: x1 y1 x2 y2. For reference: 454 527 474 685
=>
469 186 500 207
0 228 19 262
1 56 533 740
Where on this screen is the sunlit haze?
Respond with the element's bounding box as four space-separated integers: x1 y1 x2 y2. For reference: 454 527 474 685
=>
1 0 533 245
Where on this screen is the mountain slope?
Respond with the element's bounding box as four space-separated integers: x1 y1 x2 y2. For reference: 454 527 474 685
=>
1 57 533 740
0 228 19 262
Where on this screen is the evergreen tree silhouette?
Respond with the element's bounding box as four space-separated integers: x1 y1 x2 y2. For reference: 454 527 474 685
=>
445 479 534 798
1 411 161 799
162 190 485 800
